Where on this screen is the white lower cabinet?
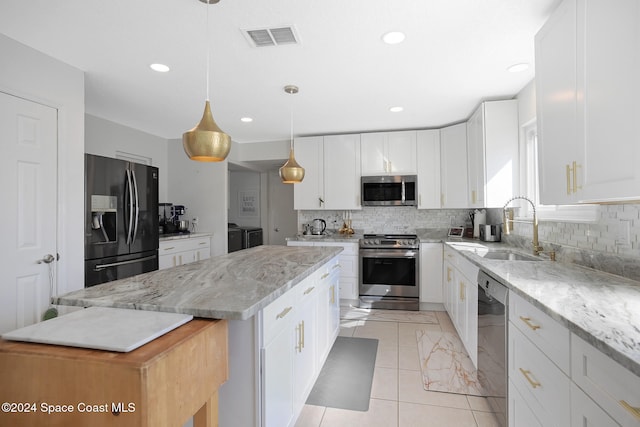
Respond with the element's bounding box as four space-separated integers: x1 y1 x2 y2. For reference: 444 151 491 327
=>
287 240 359 301
261 255 340 427
158 236 211 270
508 379 544 427
570 383 618 427
571 333 640 427
507 291 640 427
442 245 478 366
419 243 443 304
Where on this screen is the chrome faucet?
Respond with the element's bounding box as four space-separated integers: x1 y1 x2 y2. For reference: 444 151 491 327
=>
503 196 543 256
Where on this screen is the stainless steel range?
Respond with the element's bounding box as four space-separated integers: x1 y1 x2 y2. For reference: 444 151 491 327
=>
359 234 420 311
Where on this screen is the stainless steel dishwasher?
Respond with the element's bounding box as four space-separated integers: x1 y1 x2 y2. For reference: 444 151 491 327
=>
477 270 508 427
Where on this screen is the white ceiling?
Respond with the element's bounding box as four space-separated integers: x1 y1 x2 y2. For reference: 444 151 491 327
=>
0 0 559 144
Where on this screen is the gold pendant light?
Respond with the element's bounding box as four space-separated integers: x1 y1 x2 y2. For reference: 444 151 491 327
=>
279 85 305 184
183 0 231 162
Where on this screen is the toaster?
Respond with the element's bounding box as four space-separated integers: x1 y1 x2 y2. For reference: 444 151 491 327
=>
479 224 502 242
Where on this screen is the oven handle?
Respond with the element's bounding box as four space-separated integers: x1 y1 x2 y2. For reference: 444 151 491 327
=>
359 249 418 258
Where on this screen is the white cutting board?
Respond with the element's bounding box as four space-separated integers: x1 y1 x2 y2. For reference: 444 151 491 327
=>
1 307 193 352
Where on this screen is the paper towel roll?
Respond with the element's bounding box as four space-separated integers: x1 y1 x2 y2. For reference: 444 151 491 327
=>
473 209 486 238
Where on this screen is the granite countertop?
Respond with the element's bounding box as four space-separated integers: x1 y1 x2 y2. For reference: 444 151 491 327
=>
286 233 364 242
444 240 640 377
56 245 342 321
159 232 213 241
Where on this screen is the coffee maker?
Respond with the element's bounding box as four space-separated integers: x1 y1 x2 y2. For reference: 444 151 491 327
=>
158 203 189 234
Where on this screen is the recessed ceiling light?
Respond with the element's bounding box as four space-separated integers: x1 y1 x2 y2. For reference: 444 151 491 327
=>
150 63 170 73
240 117 253 123
507 63 529 73
389 106 404 113
382 31 406 45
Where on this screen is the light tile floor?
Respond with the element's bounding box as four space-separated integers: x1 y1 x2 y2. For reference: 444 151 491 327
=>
295 305 502 427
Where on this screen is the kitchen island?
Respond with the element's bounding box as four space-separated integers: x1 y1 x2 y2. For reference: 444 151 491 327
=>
56 244 342 320
3 245 342 427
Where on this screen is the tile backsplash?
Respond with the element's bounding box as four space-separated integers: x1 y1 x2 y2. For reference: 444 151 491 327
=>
298 207 503 235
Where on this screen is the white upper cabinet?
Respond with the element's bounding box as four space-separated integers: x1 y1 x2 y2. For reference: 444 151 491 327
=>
293 135 361 210
293 136 324 210
440 123 469 209
467 100 519 208
416 130 441 209
323 134 361 210
536 0 640 204
361 131 417 175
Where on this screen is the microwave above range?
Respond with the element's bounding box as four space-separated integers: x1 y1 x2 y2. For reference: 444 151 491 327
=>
361 175 417 207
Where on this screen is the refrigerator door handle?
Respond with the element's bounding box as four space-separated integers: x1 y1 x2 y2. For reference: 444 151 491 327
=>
125 169 134 244
131 168 140 244
93 254 157 271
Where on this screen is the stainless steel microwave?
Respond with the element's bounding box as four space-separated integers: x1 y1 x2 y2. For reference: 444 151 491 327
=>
361 175 417 206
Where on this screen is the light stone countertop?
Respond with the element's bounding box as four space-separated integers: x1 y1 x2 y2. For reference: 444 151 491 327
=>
445 240 640 377
159 232 213 241
56 245 342 321
286 233 364 243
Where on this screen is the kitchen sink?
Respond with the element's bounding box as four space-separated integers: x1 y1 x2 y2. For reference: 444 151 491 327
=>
482 251 542 261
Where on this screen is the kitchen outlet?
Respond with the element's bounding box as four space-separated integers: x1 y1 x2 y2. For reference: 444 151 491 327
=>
192 217 199 224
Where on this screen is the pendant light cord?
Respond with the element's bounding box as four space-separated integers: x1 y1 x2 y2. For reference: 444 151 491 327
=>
290 97 294 150
205 1 210 102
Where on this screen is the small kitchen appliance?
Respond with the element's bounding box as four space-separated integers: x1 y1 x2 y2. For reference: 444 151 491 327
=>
310 218 326 235
479 224 501 242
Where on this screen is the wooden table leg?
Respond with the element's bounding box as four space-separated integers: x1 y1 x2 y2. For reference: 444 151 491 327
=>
194 391 219 427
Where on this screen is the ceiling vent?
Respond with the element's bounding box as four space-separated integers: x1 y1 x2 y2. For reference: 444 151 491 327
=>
243 26 299 47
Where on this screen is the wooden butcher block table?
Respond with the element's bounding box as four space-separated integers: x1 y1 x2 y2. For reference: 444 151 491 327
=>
0 318 228 427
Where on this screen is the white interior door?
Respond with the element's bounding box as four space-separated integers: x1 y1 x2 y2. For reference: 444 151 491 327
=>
0 92 58 334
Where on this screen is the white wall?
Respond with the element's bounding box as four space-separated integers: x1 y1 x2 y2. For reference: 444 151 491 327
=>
517 79 536 126
167 139 228 256
0 34 85 295
85 114 169 202
228 171 261 228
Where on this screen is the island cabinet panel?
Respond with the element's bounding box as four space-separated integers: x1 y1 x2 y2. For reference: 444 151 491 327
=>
0 319 228 427
260 255 340 427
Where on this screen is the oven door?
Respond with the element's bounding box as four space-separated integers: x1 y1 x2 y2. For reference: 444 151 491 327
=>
359 248 419 298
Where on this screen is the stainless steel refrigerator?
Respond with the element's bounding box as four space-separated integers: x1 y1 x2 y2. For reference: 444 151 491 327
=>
84 154 159 287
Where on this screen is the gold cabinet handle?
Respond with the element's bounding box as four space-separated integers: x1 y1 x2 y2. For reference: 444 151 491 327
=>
519 316 541 331
198 242 207 245
519 368 541 388
164 246 175 251
330 285 335 304
459 281 465 301
295 322 303 352
440 193 445 206
566 164 572 195
332 264 340 270
472 190 477 204
304 286 315 295
620 400 640 420
321 273 329 280
276 306 293 320
447 267 452 282
301 320 305 350
572 161 582 193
